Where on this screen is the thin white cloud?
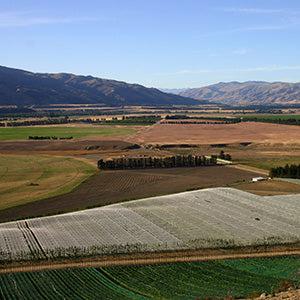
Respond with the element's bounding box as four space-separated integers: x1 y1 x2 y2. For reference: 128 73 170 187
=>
233 48 248 55
156 65 300 76
177 69 214 74
225 8 298 14
197 23 292 38
0 11 98 28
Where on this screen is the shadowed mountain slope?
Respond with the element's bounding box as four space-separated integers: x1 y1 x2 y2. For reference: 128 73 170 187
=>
0 66 203 107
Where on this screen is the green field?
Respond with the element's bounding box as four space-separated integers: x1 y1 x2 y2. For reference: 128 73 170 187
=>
0 154 96 210
242 114 300 126
0 126 137 141
236 156 300 171
1 257 299 299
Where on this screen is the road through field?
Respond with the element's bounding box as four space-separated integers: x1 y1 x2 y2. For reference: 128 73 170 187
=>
227 163 269 176
1 246 299 274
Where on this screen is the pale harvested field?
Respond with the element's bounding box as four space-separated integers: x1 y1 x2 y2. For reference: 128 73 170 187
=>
132 121 300 145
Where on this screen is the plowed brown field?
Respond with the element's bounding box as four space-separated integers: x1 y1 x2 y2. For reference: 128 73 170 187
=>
0 165 264 222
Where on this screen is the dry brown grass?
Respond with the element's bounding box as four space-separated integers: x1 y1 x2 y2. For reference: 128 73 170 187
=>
0 154 96 211
132 122 300 146
234 179 300 196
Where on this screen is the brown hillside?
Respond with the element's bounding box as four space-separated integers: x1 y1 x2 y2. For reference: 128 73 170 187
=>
178 81 300 106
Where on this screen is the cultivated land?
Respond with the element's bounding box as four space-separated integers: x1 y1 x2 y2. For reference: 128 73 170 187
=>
0 126 137 141
1 257 299 299
1 188 299 262
0 165 264 222
1 117 300 299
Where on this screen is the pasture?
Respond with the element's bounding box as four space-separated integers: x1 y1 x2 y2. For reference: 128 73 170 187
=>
0 126 137 141
0 257 299 299
0 154 96 211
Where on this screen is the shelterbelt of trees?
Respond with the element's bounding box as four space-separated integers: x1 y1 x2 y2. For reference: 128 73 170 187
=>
270 164 300 179
98 155 217 170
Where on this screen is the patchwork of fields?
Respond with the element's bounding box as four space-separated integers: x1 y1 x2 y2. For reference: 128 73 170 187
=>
1 257 299 299
0 187 299 262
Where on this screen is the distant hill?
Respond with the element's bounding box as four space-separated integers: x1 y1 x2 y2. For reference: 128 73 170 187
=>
178 81 300 106
0 66 203 107
159 88 189 94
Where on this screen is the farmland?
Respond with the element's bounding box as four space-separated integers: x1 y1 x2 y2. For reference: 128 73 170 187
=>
1 116 300 299
0 154 96 210
0 257 299 299
235 179 300 196
132 121 300 146
0 165 264 222
0 187 299 263
0 126 137 141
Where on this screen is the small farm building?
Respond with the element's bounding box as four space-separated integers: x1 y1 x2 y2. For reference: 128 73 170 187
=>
252 177 265 182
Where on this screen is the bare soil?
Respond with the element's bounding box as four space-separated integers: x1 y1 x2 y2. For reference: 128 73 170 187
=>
0 165 264 222
244 289 300 300
0 137 136 154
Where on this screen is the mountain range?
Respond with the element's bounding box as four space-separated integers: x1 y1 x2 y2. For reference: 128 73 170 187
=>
178 81 300 106
2 66 300 107
0 66 202 107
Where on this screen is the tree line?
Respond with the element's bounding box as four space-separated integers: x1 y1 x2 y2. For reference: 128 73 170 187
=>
98 155 217 170
161 120 236 124
270 164 300 179
242 117 300 126
5 118 71 127
28 136 73 140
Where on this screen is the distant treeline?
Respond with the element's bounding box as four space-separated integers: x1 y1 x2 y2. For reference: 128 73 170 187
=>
270 164 300 179
163 115 241 124
28 136 73 140
98 155 217 170
161 120 237 124
5 118 72 127
241 116 300 126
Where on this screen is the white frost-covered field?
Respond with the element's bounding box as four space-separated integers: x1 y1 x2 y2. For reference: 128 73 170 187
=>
0 187 299 260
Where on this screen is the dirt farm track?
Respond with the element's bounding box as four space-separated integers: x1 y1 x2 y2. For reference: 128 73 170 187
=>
1 244 299 274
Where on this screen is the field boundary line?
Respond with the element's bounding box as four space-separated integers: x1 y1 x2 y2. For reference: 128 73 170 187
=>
1 249 299 274
227 163 269 176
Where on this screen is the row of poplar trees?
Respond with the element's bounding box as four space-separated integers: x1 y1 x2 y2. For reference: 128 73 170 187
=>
98 155 217 170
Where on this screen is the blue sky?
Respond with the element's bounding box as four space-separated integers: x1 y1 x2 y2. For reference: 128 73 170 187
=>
1 0 300 88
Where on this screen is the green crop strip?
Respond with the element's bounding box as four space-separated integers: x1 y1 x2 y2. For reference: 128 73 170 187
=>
0 126 137 141
1 257 299 299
